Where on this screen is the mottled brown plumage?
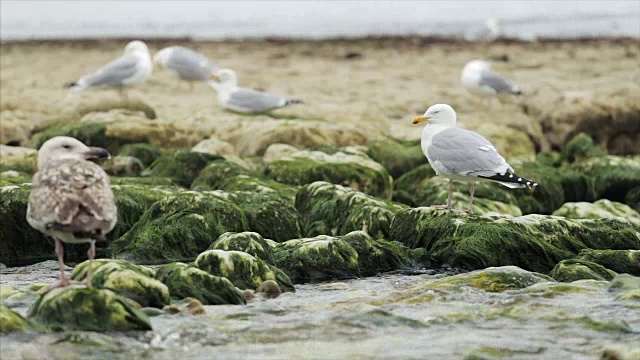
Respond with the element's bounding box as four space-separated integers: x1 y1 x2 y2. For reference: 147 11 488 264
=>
26 136 116 290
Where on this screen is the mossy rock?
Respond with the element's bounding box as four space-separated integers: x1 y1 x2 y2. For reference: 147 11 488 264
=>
28 287 152 331
209 232 275 264
265 149 393 200
145 150 221 187
70 259 169 308
341 231 410 276
426 266 553 292
109 177 178 187
576 249 640 276
110 191 248 263
0 171 32 186
118 143 164 168
608 273 640 302
0 306 34 333
0 152 37 174
389 207 640 273
549 259 617 282
552 199 640 228
228 192 302 242
102 156 144 176
570 155 640 203
295 181 406 239
155 262 246 305
366 139 427 178
190 159 251 191
195 249 294 292
560 132 607 164
273 235 360 283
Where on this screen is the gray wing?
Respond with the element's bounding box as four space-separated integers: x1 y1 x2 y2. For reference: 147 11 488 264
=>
78 54 140 87
166 47 214 81
228 88 286 112
27 159 117 239
480 71 520 95
428 127 511 177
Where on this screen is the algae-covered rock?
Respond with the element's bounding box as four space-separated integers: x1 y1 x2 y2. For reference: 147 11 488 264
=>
263 143 299 163
608 273 640 301
111 191 248 263
273 235 360 283
155 262 245 305
0 145 38 174
366 139 427 178
426 266 552 292
209 232 275 264
549 259 617 282
195 250 294 292
191 138 237 156
70 259 170 308
389 207 640 273
28 287 152 331
570 155 640 203
145 150 221 187
341 231 409 276
102 155 144 176
576 249 640 276
552 199 640 227
0 305 33 333
31 122 140 155
266 149 393 199
295 181 405 239
118 143 164 168
0 170 32 186
560 132 607 164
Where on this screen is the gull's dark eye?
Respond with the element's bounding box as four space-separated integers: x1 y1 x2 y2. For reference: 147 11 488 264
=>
62 144 71 149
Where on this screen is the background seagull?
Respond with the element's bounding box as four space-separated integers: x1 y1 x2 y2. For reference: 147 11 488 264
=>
154 46 216 90
413 104 537 213
27 136 117 290
67 40 153 98
461 59 522 97
209 68 303 113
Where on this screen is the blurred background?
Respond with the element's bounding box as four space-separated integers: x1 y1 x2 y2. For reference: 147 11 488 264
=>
2 0 639 41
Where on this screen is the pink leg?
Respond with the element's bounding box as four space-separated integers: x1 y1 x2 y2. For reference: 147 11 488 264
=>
453 183 476 214
85 240 96 287
46 240 70 291
432 180 454 210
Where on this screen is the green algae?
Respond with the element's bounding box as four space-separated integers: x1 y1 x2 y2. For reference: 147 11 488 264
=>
145 150 221 187
553 199 640 227
209 232 275 264
0 305 33 333
560 132 607 164
228 191 302 242
365 139 427 178
576 249 640 276
549 259 617 282
117 143 164 168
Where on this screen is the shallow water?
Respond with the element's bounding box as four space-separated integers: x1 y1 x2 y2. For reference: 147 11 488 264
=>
1 1 639 41
2 264 638 359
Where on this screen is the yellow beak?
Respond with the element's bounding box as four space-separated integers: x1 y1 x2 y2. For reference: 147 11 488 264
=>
210 73 218 80
413 115 429 124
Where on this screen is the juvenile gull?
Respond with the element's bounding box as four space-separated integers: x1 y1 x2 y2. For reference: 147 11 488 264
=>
27 137 117 289
68 40 153 97
209 68 303 113
154 46 216 90
461 59 522 96
413 104 537 213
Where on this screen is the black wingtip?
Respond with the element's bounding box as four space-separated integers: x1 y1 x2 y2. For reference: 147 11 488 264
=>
286 99 304 106
65 81 77 88
478 170 537 188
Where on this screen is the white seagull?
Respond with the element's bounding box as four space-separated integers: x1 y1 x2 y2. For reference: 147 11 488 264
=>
461 59 522 97
209 68 303 114
68 40 153 97
413 104 537 213
27 136 117 290
154 46 216 90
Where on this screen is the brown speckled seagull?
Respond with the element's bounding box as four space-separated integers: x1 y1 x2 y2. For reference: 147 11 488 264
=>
27 136 117 290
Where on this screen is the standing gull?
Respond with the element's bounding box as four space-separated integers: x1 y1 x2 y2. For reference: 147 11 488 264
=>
27 137 117 289
413 104 537 213
68 40 153 98
209 68 303 114
154 46 216 90
461 59 522 97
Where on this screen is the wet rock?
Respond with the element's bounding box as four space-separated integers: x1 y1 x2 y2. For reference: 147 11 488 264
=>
70 259 170 308
140 307 164 317
256 280 282 298
273 235 360 283
341 231 409 276
570 155 640 203
144 150 221 187
560 132 606 164
553 199 640 227
295 181 405 238
0 144 38 174
102 155 144 176
192 138 237 156
195 249 294 292
576 249 640 276
389 208 640 273
427 266 552 292
549 259 617 282
228 192 302 242
183 297 205 315
607 273 640 302
155 262 245 305
209 232 275 264
366 139 427 178
263 143 299 163
266 149 393 200
318 282 349 291
117 143 164 168
110 191 248 263
0 305 34 333
28 287 152 331
243 289 256 301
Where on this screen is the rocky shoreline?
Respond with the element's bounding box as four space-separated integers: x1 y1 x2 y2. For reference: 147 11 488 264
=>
1 38 640 359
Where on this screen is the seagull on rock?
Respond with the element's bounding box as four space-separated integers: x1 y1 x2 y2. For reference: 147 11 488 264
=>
209 68 303 113
413 104 537 213
154 46 216 90
67 40 153 98
27 136 117 290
